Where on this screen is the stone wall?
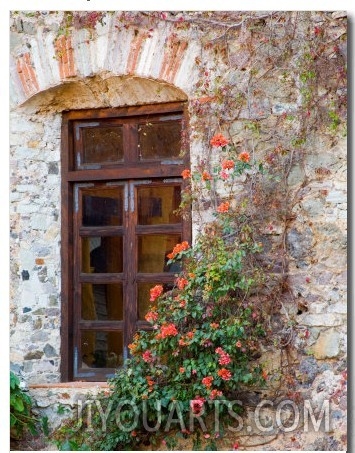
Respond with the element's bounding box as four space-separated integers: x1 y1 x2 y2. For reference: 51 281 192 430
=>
9 11 347 450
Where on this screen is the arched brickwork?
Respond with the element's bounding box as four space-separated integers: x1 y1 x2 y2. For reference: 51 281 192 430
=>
10 15 201 109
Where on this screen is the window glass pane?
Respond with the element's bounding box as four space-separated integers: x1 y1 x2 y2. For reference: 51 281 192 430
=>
137 282 175 320
138 234 182 273
82 126 123 164
82 283 123 320
81 330 123 368
82 236 123 273
138 121 181 160
83 187 124 226
137 185 181 225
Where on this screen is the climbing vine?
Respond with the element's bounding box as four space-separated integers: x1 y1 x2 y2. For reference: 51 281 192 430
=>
48 10 346 450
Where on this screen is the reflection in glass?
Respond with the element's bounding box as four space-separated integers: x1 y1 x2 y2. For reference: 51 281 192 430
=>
137 186 181 225
83 187 123 226
82 126 124 164
138 121 181 160
138 234 181 273
81 283 123 320
82 236 123 273
81 330 123 368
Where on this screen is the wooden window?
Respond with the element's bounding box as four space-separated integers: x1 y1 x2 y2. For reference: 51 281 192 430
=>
61 102 190 381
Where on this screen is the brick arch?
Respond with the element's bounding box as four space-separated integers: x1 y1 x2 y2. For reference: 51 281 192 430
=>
10 16 201 109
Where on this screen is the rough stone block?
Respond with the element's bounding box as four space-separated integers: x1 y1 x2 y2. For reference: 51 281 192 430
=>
313 329 340 359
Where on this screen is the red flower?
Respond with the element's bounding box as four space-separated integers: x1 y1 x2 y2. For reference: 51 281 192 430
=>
176 277 188 290
238 151 250 163
145 310 158 323
190 397 205 415
209 389 223 400
202 376 214 388
233 441 239 450
217 201 230 213
219 353 231 365
218 368 232 381
215 347 231 365
150 285 163 302
167 241 189 260
181 169 191 179
202 171 212 181
160 323 178 338
221 159 235 170
142 350 154 363
210 133 230 148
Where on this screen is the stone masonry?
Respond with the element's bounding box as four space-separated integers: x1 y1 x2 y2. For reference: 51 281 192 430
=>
9 11 347 450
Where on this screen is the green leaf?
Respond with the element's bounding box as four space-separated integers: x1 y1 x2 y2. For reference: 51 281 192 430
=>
10 372 20 390
41 416 50 437
28 422 38 436
12 396 25 413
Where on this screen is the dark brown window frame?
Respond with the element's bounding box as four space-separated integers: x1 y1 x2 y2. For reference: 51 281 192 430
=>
60 102 190 381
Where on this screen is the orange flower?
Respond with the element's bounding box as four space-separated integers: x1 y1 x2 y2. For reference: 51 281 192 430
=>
145 310 158 323
209 389 223 400
202 171 212 181
238 151 250 163
179 338 189 346
167 241 189 260
176 277 188 290
210 389 223 400
202 376 214 388
217 201 230 213
160 323 178 338
221 159 235 170
262 369 268 380
210 322 219 329
236 340 242 348
181 169 191 179
210 133 230 148
179 367 185 373
218 368 232 381
150 285 164 302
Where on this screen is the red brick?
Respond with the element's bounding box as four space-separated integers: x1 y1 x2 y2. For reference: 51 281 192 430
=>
55 35 76 79
16 53 39 97
126 32 145 74
159 37 188 83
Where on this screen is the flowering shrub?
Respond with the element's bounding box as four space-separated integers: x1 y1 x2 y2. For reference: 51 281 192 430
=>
62 133 271 451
